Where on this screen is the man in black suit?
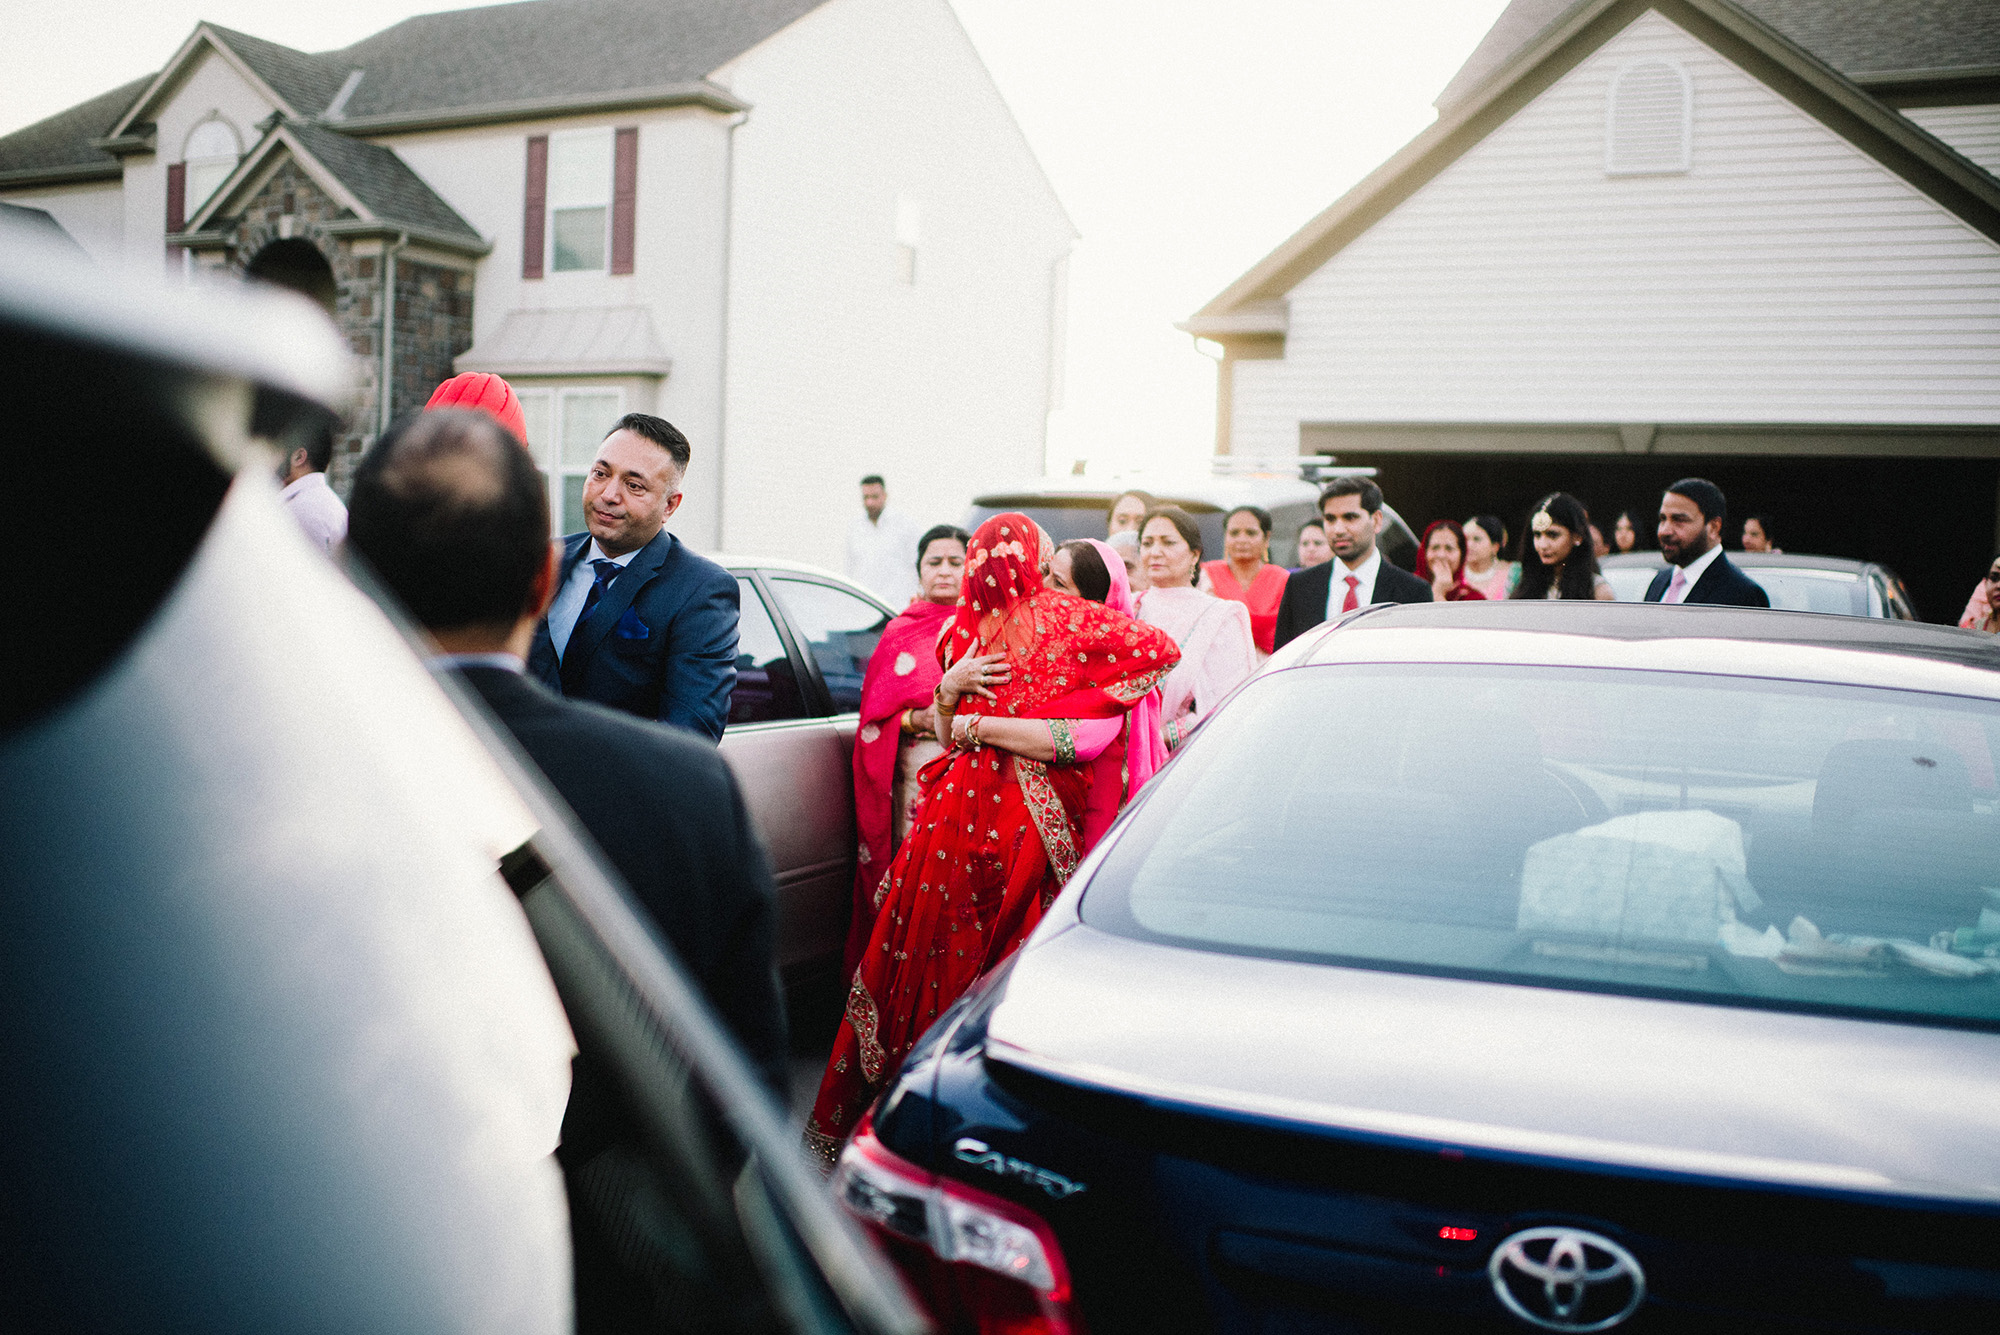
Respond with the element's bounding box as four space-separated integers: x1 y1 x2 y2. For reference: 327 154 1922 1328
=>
1645 478 1770 608
348 410 787 1330
526 413 738 741
1273 476 1433 650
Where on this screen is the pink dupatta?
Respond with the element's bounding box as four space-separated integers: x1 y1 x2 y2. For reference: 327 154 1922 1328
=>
1081 539 1167 849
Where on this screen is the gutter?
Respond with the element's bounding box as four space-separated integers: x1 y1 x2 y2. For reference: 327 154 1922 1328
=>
379 231 408 435
713 109 748 549
0 161 123 189
329 80 749 136
321 217 492 259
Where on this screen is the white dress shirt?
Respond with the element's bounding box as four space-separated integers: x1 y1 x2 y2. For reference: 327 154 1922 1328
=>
847 508 924 606
279 471 348 553
1662 542 1723 604
548 541 640 659
1323 546 1384 621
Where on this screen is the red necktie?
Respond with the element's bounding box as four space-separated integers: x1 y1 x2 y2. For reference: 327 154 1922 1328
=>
1341 574 1361 613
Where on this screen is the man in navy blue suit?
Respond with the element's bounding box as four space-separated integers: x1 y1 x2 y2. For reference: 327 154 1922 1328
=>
527 413 738 740
1644 477 1770 608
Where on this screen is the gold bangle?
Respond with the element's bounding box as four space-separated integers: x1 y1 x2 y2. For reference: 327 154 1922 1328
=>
967 715 982 749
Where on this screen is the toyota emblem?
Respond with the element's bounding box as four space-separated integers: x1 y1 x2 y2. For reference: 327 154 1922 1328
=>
1488 1226 1645 1331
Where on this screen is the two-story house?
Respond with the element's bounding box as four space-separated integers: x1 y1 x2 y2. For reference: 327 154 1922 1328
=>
1184 0 2000 616
0 0 1075 562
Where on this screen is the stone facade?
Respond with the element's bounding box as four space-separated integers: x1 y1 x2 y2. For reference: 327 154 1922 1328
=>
198 158 474 494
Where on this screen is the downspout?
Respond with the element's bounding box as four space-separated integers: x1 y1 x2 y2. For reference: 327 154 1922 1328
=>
378 231 409 435
713 111 747 550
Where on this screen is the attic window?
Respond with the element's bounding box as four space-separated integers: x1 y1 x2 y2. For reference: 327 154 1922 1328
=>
1606 61 1691 176
183 119 241 212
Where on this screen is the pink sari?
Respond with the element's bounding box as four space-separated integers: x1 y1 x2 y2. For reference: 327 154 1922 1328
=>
847 597 953 973
1081 539 1167 850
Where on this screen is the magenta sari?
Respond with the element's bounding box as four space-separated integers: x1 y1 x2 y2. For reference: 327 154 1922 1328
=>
847 596 954 973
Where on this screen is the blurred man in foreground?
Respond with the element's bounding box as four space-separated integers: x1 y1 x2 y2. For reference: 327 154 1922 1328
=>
347 409 787 1327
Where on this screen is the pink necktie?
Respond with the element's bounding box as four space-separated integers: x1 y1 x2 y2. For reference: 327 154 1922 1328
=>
1665 566 1688 604
1341 574 1361 613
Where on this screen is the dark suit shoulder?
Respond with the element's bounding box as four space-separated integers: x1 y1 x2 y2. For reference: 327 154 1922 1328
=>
1374 561 1434 604
455 666 733 796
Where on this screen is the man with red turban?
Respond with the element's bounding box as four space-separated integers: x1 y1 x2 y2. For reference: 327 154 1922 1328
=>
425 372 527 447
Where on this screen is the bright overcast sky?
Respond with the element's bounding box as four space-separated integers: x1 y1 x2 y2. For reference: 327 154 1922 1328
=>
1 0 1511 475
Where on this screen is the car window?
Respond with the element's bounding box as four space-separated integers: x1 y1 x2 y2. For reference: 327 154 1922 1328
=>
1736 567 1867 616
1602 565 1660 602
1085 664 2000 1026
729 578 807 724
769 577 890 714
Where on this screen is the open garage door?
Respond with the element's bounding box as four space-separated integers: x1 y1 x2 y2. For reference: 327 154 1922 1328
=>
1311 449 2000 624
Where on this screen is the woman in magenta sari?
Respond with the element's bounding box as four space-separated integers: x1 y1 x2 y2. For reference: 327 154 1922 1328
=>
846 524 969 973
807 515 1177 1163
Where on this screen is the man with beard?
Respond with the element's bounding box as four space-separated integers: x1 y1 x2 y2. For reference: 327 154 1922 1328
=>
1645 478 1769 607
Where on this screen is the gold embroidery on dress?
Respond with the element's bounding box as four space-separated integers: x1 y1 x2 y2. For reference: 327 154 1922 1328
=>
1048 718 1076 766
846 971 887 1082
1016 757 1080 882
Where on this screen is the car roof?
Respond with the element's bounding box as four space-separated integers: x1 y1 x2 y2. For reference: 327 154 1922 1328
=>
971 472 1325 510
1600 552 1877 576
708 553 899 610
1288 600 2000 690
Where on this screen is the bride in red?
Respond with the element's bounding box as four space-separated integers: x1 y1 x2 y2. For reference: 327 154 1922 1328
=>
805 514 1178 1163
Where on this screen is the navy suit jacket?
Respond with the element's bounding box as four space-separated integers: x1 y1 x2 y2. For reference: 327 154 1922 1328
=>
1643 551 1770 608
528 528 739 741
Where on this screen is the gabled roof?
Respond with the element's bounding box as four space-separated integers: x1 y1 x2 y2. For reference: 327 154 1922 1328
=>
182 119 486 254
1189 0 2000 334
0 75 151 185
1 0 825 186
1438 0 2000 111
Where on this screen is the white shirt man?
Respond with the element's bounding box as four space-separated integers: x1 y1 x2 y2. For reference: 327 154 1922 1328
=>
846 477 922 605
1323 545 1383 622
279 467 347 553
1660 540 1723 604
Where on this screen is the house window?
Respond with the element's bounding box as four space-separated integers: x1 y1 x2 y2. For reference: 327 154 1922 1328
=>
183 118 240 212
547 129 613 272
517 386 625 533
1606 61 1692 176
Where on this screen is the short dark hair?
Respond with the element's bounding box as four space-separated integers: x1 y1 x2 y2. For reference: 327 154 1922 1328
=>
348 409 549 631
1057 539 1112 603
610 412 690 471
1320 476 1382 515
860 474 885 489
1225 505 1272 536
1742 513 1773 541
1141 505 1203 564
916 523 970 571
1298 516 1324 532
301 420 335 473
1666 477 1726 526
1109 488 1154 514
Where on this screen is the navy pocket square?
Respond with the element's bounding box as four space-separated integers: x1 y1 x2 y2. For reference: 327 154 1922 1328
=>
614 607 650 640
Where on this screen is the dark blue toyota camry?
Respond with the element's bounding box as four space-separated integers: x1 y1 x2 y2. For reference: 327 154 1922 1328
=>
832 602 2000 1335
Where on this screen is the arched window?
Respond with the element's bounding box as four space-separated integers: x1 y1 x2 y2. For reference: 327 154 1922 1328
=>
1605 61 1691 176
183 119 241 213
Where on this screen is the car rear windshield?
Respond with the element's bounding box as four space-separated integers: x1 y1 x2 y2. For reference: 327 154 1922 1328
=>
1083 664 2000 1026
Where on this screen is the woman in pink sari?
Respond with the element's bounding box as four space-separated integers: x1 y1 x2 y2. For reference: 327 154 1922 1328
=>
807 515 1177 1163
1050 539 1169 849
846 524 968 972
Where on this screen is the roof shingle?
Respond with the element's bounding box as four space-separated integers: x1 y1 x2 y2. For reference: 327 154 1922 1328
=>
281 120 483 243
0 75 151 178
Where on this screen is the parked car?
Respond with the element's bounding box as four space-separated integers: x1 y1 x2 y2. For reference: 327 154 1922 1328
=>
715 559 895 980
0 218 923 1335
1601 552 1920 618
836 599 2000 1335
968 458 1421 574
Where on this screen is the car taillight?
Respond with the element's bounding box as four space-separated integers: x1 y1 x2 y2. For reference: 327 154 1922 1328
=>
834 1112 1084 1335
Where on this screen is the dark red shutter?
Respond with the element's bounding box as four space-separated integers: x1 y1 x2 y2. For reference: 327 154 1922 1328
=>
523 135 548 279
611 126 637 275
166 161 187 234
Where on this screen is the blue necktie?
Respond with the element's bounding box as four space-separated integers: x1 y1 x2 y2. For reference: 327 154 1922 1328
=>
575 558 622 633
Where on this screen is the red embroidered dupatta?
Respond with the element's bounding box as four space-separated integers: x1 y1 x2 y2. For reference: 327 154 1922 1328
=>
806 515 1176 1163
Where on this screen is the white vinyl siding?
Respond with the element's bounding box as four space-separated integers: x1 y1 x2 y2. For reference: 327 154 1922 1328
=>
1229 10 2000 456
1902 103 2000 178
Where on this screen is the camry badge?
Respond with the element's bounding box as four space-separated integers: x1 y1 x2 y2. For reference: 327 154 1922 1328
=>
1488 1226 1645 1332
952 1137 1087 1200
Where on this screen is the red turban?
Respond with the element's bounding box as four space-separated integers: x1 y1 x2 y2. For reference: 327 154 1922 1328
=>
424 372 527 447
